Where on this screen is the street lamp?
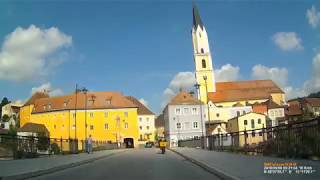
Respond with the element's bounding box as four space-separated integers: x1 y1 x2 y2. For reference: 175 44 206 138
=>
81 88 88 142
194 83 205 149
203 76 211 129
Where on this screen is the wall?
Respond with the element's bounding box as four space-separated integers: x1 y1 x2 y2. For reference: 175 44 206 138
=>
137 114 155 144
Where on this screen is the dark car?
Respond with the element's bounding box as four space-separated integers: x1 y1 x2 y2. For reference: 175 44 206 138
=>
144 141 154 148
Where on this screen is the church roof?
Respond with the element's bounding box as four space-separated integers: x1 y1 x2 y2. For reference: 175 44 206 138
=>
193 3 204 30
208 80 284 103
24 92 49 106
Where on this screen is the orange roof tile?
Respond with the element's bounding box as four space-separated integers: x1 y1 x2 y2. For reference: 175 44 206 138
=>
126 96 154 115
24 92 49 106
168 91 203 105
208 80 283 103
32 92 137 113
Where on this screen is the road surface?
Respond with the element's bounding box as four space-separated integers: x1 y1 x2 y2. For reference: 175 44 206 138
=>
29 148 221 180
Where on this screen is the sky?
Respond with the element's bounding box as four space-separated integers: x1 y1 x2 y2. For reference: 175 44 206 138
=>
0 0 320 114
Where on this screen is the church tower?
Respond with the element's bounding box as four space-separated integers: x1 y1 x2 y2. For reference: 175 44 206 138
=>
192 3 216 103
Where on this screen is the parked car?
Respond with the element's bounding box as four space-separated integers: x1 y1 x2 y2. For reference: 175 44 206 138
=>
144 141 154 148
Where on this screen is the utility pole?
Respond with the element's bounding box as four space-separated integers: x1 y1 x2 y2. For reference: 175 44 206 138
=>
195 83 205 149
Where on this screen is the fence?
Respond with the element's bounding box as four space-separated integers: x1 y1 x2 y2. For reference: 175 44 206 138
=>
178 118 320 158
0 135 118 159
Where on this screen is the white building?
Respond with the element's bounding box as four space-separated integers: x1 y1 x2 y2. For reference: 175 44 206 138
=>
1 101 23 118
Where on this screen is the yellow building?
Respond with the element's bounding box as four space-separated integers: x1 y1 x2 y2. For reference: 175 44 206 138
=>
227 112 267 147
20 91 140 148
126 96 155 145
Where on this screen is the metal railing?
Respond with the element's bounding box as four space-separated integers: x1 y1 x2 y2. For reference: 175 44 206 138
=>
178 118 320 158
0 135 118 159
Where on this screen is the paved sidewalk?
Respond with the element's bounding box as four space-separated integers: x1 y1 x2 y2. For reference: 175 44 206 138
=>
171 147 320 180
0 149 125 179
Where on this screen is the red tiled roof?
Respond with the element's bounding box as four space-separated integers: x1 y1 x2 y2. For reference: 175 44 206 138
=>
286 104 303 116
126 96 154 115
32 92 137 113
208 80 284 103
305 98 320 107
24 92 49 106
168 91 202 105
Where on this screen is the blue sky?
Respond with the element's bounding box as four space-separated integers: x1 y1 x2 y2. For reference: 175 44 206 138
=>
0 0 319 114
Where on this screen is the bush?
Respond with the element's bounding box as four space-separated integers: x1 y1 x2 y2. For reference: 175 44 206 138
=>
37 133 49 151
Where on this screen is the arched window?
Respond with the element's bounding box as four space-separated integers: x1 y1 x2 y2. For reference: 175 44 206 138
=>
201 48 204 53
202 59 206 68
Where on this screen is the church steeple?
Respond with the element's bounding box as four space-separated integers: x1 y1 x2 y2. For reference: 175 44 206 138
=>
191 2 216 104
193 3 204 30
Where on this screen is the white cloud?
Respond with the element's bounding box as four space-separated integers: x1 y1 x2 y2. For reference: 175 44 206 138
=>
161 72 196 109
302 53 320 94
139 98 149 107
215 64 240 82
31 82 63 96
0 25 72 81
251 64 288 88
272 32 303 51
306 5 320 28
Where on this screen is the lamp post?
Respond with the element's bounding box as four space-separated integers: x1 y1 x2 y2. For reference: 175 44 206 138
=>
81 88 88 142
203 76 211 129
194 83 204 149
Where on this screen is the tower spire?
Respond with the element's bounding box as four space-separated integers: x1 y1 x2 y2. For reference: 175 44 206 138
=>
192 1 204 30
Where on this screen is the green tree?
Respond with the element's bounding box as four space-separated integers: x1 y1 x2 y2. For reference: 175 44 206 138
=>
2 114 10 122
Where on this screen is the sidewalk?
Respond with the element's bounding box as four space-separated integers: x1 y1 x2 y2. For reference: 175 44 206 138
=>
171 147 320 180
0 149 125 179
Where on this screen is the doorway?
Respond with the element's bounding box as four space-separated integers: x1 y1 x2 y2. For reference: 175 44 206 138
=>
124 138 134 148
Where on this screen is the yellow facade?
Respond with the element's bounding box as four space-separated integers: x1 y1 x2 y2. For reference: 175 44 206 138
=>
21 107 140 146
228 112 267 147
20 105 33 127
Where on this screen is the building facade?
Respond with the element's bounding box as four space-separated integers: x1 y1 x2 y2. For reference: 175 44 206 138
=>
126 96 155 145
20 91 140 148
163 92 206 147
228 112 267 147
1 101 23 118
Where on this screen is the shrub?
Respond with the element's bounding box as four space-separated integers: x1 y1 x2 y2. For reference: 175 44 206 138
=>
50 143 61 155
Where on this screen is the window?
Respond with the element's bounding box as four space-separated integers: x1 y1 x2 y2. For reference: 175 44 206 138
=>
146 126 149 130
192 108 197 115
139 126 142 130
90 125 94 130
216 113 220 117
270 111 274 116
202 59 206 68
43 105 46 110
176 123 181 129
251 119 255 128
259 132 262 136
104 112 108 118
275 110 279 117
244 120 247 125
184 108 189 114
124 112 128 117
104 123 108 129
201 48 204 53
54 125 56 129
193 122 198 129
90 112 94 118
252 131 255 137
63 102 67 107
106 99 111 105
175 108 181 115
72 124 75 129
258 118 261 124
48 103 51 109
139 117 142 122
226 124 228 128
146 118 149 122
125 123 128 129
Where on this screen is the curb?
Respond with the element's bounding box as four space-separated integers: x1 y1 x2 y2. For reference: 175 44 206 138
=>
169 148 240 180
1 150 126 180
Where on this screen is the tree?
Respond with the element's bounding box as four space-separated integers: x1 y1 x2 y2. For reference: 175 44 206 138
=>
308 91 320 98
2 114 10 122
0 97 11 117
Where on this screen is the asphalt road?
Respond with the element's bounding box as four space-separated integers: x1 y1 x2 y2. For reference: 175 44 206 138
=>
29 148 221 180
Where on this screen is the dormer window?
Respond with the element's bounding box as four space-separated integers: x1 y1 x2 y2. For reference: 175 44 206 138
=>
63 102 68 107
43 105 46 110
106 99 111 105
48 103 51 109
